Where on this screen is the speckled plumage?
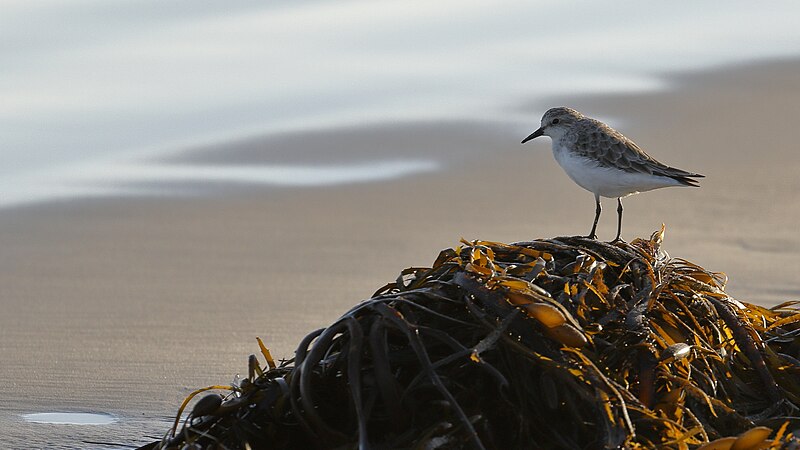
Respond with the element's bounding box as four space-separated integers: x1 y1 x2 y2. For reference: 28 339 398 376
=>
557 108 702 186
521 106 704 240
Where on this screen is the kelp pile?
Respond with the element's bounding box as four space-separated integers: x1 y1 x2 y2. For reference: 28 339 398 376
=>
139 228 800 449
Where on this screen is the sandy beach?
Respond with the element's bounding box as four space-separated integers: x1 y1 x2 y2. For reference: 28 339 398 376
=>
2 58 800 448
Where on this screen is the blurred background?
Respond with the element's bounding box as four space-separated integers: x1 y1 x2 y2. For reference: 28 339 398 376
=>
3 1 800 205
2 1 800 447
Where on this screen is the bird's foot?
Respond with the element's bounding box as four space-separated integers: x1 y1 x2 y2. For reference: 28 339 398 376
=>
586 234 598 240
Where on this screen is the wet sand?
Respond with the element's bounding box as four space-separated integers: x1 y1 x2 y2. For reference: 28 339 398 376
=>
2 58 800 448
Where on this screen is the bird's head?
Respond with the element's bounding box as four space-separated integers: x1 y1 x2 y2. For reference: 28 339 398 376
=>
521 107 584 144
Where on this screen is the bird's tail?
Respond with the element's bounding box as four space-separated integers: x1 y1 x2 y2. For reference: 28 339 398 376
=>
673 174 702 187
662 167 704 187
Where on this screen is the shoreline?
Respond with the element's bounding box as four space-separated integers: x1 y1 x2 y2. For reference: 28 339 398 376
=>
2 57 800 447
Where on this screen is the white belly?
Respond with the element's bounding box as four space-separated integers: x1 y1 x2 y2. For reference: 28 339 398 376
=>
552 143 682 198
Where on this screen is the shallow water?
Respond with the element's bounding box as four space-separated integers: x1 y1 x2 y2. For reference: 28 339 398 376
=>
2 0 800 206
5 410 171 449
1 159 439 207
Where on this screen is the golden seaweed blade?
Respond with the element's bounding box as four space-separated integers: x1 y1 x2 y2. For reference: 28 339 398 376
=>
139 230 800 450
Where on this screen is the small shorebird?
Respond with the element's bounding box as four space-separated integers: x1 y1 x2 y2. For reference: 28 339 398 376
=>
522 107 703 241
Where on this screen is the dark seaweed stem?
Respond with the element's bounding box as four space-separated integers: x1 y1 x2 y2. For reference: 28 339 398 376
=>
142 230 800 450
705 295 784 404
373 302 486 450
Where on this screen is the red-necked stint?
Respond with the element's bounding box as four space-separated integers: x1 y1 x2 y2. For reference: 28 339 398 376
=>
522 107 703 241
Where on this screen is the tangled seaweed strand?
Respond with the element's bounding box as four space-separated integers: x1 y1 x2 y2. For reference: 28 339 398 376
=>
140 228 800 450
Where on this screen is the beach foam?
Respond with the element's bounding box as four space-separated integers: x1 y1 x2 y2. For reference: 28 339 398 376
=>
22 412 118 425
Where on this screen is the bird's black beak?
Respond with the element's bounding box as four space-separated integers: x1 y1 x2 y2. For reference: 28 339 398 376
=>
521 127 544 144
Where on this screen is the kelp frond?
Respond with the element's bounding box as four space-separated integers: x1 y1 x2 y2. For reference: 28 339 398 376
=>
140 229 800 449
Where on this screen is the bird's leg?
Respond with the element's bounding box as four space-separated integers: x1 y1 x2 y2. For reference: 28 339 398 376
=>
612 198 624 242
588 194 601 239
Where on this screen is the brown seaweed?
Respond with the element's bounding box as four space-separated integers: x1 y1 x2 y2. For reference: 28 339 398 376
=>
139 228 800 449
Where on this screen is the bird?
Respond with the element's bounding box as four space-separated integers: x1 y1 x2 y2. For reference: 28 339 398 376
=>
521 107 703 241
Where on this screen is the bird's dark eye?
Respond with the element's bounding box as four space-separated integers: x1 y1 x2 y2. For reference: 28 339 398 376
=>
552 118 560 125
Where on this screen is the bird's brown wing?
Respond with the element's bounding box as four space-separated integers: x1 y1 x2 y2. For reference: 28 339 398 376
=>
571 119 704 185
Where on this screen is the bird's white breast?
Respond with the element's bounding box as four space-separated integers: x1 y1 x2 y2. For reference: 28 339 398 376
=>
551 141 682 198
